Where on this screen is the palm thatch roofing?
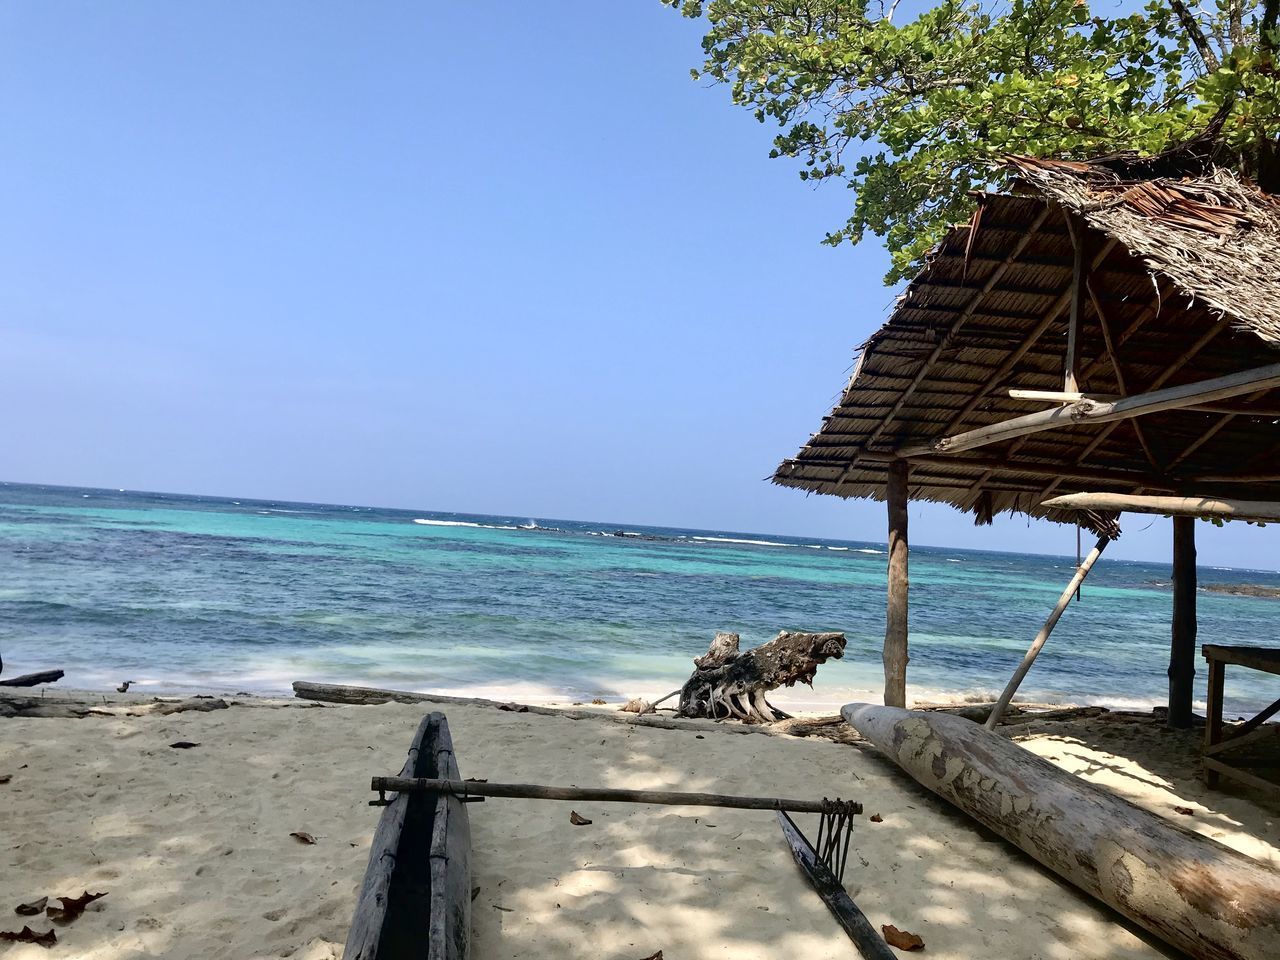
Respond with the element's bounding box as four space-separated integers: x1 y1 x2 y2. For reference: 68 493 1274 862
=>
773 156 1280 533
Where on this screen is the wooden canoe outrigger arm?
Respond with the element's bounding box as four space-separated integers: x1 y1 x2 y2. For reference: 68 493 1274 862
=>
370 774 895 960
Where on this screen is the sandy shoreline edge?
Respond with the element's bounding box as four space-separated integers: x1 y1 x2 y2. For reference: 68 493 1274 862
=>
2 685 1277 960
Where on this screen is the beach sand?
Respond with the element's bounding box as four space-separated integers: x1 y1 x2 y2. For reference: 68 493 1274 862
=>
1 693 1277 960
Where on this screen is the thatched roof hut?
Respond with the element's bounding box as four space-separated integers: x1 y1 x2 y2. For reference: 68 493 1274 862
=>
774 157 1280 536
772 156 1280 729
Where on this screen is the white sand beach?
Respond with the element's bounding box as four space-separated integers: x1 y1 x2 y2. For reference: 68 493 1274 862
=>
2 692 1277 960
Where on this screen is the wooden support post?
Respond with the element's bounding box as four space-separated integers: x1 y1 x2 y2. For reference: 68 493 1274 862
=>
1168 516 1198 729
1203 655 1223 788
985 537 1110 729
884 460 910 708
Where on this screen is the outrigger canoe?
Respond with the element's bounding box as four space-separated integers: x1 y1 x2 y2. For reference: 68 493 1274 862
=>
344 712 471 960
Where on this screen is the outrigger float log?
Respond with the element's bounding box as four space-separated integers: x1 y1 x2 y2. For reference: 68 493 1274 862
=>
843 703 1280 960
344 711 891 960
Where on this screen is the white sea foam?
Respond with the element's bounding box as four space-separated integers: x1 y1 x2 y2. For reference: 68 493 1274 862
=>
854 548 884 554
691 536 791 547
805 544 823 549
828 546 850 551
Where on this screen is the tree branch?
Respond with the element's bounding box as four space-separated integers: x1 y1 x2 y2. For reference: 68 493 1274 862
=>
1168 0 1221 71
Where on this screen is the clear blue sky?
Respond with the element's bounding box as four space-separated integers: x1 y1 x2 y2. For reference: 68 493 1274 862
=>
1 2 1272 569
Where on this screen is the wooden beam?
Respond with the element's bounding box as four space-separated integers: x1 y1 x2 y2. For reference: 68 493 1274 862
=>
1168 517 1197 729
1064 214 1084 393
853 450 1173 487
1041 492 1280 522
884 460 909 709
1031 316 1231 504
834 207 1054 484
1088 275 1160 471
1008 390 1280 417
985 537 1110 729
897 360 1280 458
373 777 849 814
1009 389 1109 402
938 238 1120 433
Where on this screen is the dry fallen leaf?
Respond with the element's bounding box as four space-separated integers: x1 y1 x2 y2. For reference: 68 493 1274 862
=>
882 924 925 951
15 896 48 916
1173 805 1195 815
0 774 11 785
290 832 317 845
470 887 481 902
639 952 664 960
569 811 592 826
168 741 200 749
0 925 56 947
869 813 884 823
46 891 107 924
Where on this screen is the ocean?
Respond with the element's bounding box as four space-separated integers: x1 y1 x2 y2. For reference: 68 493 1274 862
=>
1 481 1276 714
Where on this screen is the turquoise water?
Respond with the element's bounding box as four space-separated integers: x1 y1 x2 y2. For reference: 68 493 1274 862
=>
1 481 1277 714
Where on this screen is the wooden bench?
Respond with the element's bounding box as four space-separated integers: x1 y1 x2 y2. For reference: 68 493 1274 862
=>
1202 644 1280 792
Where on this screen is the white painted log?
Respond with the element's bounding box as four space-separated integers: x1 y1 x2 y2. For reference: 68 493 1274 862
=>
843 704 1280 960
1042 493 1280 522
899 360 1280 457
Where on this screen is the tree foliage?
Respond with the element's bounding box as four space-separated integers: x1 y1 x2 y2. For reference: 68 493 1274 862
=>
663 0 1280 281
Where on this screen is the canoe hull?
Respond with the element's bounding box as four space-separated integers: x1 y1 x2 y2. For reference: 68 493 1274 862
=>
843 703 1280 960
344 712 471 960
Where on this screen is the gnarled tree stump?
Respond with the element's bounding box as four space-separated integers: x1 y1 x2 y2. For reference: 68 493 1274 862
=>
678 631 846 723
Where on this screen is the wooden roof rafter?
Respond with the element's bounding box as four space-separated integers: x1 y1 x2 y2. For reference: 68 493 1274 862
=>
773 157 1280 532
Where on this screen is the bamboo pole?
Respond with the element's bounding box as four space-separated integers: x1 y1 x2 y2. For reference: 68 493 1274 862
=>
371 777 860 815
884 460 909 708
985 537 1110 729
1168 516 1198 729
898 360 1280 458
1064 214 1084 393
1042 492 1280 522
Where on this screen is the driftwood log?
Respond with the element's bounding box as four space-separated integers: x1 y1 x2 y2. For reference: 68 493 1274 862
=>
844 704 1280 960
0 669 64 688
291 681 865 744
0 693 228 720
677 631 846 723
